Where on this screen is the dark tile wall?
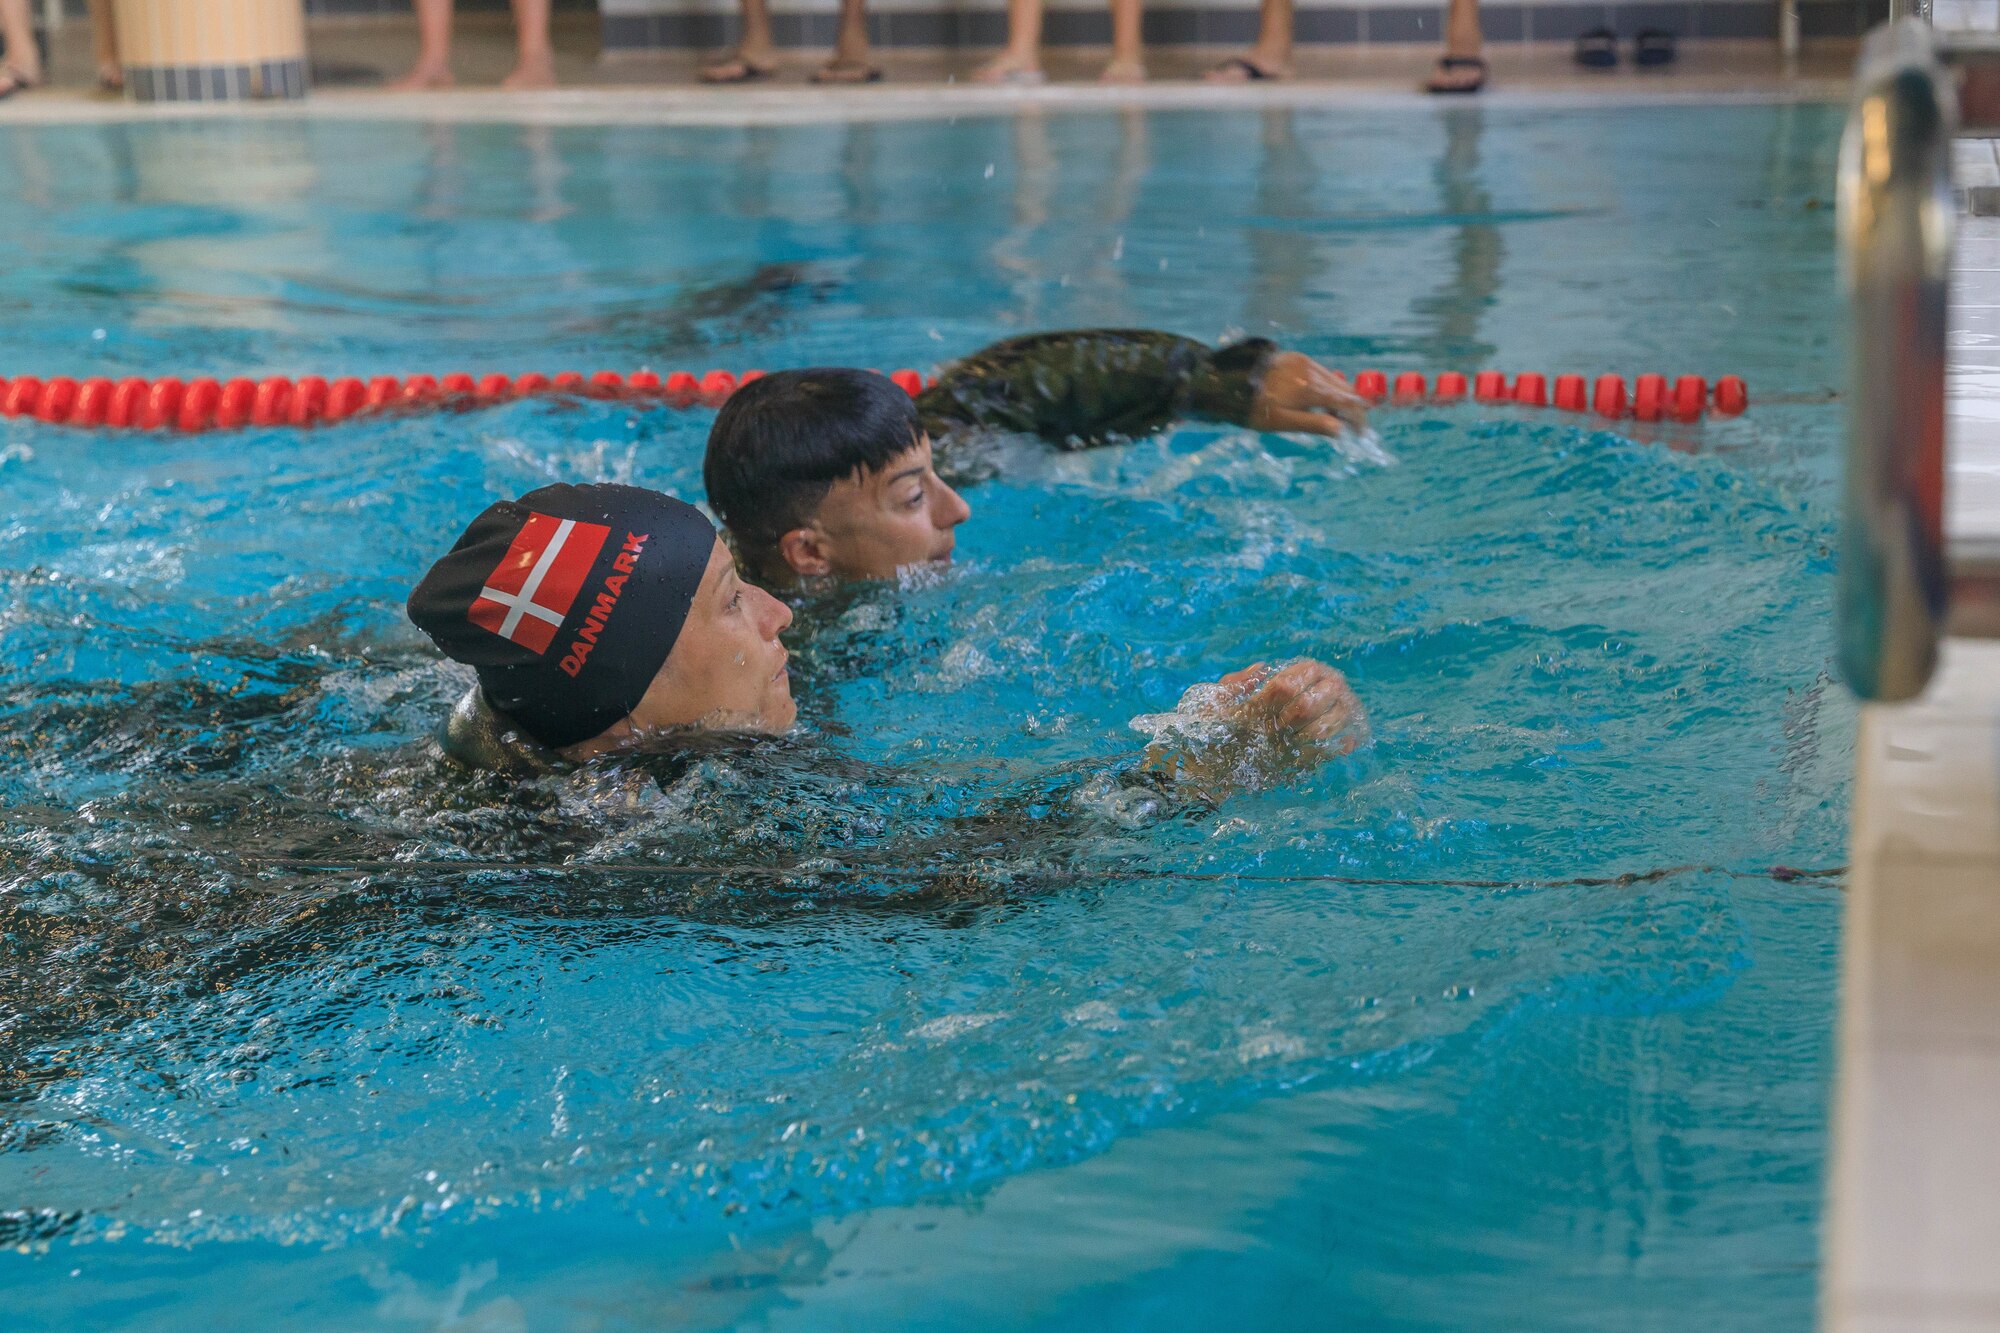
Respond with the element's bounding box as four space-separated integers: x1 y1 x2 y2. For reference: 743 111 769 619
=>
601 0 1831 49
303 0 598 12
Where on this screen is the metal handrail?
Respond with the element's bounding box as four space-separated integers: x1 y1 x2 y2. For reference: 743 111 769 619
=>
1837 19 1956 701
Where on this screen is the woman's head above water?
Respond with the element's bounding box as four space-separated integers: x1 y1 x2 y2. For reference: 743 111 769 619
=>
408 483 795 758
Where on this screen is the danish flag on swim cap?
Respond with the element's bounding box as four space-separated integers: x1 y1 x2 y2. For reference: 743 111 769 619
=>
465 512 611 655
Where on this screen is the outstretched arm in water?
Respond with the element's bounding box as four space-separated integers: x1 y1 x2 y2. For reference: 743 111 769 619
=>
914 329 1369 459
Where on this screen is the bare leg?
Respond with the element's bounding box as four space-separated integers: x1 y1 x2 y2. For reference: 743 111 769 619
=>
88 0 121 89
388 0 456 90
0 0 40 90
813 0 878 81
702 0 777 81
1424 0 1486 91
1100 0 1145 81
973 0 1044 82
500 0 557 88
1206 0 1292 80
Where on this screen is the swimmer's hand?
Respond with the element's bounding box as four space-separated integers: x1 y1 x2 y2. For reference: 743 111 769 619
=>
1215 660 1366 748
1249 353 1370 437
1134 659 1367 804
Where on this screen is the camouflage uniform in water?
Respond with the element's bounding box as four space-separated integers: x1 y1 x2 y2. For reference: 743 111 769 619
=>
441 686 561 775
915 330 1278 460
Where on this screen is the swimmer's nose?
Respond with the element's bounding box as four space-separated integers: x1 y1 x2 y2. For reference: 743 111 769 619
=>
757 585 793 638
937 480 971 529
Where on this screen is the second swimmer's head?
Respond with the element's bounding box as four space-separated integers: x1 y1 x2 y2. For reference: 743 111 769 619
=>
703 369 971 586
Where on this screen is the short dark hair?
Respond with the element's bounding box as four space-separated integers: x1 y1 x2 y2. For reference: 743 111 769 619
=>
702 369 922 571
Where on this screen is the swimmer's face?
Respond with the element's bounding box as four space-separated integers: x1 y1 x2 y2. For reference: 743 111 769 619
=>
777 436 971 583
621 538 796 739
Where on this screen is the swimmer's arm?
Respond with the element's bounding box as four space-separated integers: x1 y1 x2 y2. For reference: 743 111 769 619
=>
916 330 1369 447
863 667 1365 878
915 329 1207 447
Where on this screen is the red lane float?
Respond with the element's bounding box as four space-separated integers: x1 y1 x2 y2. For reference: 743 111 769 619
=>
215 378 258 430
1673 376 1707 422
107 377 147 427
326 377 366 422
34 377 75 424
142 378 183 430
1592 374 1627 419
288 376 328 426
699 370 738 406
0 366 1752 432
1714 375 1748 416
177 379 220 432
1632 373 1667 422
1351 367 1749 421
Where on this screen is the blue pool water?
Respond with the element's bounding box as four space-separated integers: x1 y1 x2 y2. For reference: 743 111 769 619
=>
1 103 1848 1329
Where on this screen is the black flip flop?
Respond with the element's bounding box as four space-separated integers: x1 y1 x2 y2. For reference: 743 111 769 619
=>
1574 27 1619 68
1208 55 1282 81
1424 55 1487 94
1633 28 1677 66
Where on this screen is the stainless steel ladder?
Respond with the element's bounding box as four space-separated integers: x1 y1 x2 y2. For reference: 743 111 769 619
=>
1838 17 2000 701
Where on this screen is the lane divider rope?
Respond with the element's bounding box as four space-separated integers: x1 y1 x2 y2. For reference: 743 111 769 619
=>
0 368 1750 432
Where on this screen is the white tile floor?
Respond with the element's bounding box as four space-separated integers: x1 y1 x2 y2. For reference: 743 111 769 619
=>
1823 142 2000 1333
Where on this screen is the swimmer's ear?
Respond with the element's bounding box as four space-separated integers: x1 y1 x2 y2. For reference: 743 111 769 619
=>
776 527 833 579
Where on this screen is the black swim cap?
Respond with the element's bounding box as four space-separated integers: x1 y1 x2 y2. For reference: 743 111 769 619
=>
407 483 716 749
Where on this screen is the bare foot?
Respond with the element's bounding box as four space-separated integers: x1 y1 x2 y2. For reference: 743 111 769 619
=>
1098 57 1147 83
699 51 777 83
0 62 42 99
1204 53 1288 82
96 61 124 92
973 53 1045 85
500 51 558 90
386 63 455 91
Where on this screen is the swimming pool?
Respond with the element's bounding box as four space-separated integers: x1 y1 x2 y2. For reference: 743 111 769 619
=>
0 102 1848 1329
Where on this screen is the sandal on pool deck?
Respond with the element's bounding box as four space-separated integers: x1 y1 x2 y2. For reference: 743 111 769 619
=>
811 60 883 85
0 63 40 101
1424 55 1487 94
1574 27 1619 68
699 56 777 84
1633 28 1678 66
1206 55 1286 82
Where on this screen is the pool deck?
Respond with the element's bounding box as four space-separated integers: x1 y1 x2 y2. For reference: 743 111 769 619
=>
2 14 1853 123
1821 142 2000 1333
